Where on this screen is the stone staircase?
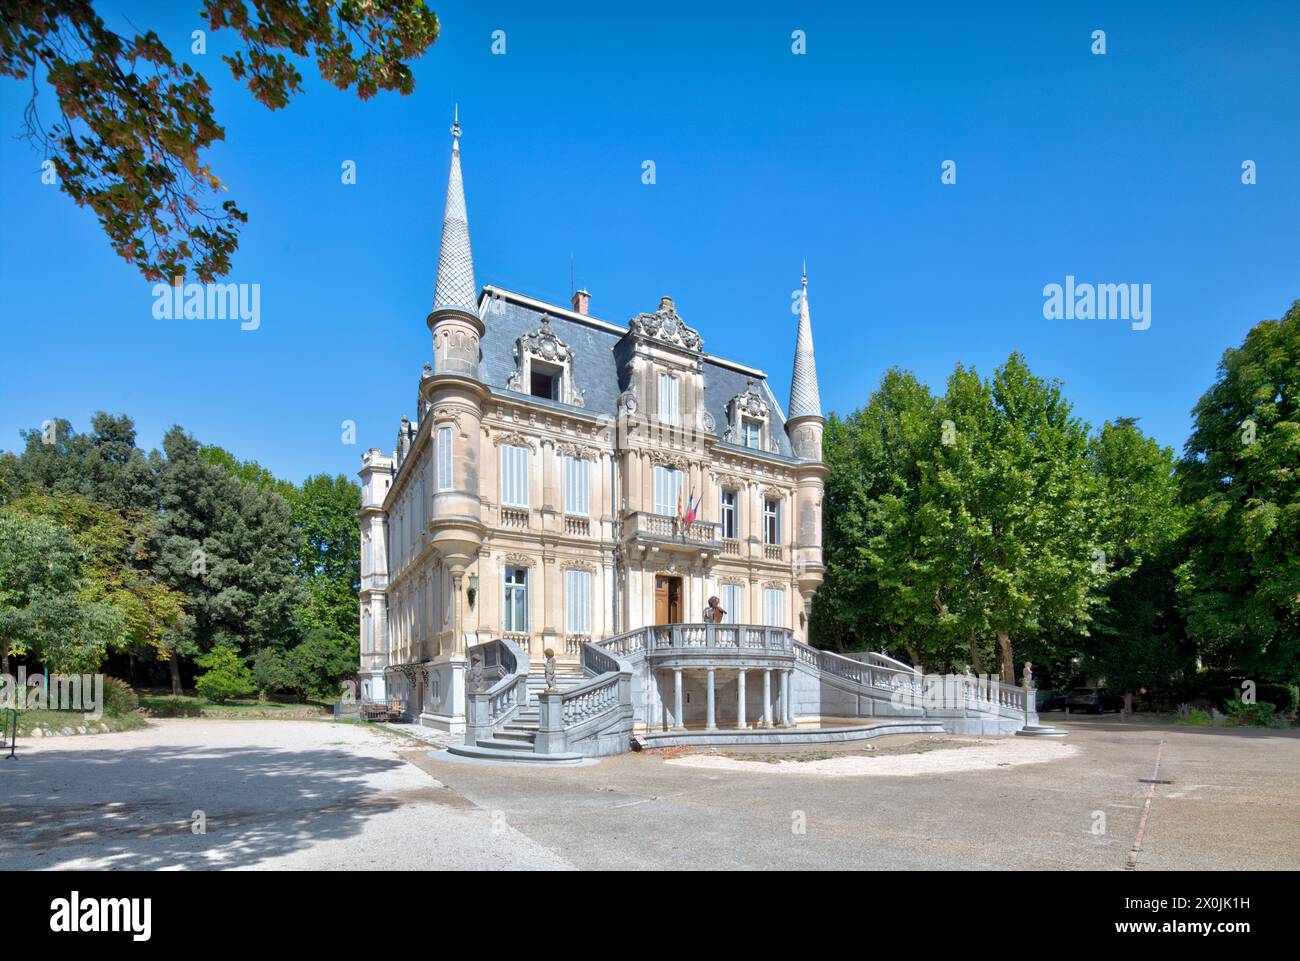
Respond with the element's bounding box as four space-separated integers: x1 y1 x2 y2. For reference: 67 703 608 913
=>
445 666 590 764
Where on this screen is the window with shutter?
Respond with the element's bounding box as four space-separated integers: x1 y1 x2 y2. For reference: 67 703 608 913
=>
501 445 529 507
436 426 453 491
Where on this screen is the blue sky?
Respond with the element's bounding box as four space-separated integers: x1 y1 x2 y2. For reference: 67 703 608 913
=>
1 0 1296 482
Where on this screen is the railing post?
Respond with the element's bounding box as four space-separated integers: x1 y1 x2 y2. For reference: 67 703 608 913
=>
536 690 566 754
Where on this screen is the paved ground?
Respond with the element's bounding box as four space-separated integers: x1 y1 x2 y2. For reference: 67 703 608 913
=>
2 716 1297 870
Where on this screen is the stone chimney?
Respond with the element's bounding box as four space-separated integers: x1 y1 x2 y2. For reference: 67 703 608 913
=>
571 289 590 316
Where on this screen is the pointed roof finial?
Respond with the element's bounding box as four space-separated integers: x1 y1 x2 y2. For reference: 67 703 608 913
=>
788 265 822 421
432 107 476 314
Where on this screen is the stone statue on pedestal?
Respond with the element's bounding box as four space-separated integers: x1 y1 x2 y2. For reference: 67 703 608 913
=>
544 648 557 692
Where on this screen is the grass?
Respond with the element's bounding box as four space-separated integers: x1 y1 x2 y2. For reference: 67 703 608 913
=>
138 693 331 719
4 708 148 737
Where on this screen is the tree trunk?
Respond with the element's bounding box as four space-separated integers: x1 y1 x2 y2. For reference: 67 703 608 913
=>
997 632 1014 684
1 641 8 678
967 630 986 675
1123 691 1133 719
903 642 922 671
169 651 182 696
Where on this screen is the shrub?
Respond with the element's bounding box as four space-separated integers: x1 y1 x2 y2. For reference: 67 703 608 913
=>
1174 707 1210 726
194 644 255 703
1257 683 1299 718
252 648 297 701
100 677 139 717
1224 697 1277 727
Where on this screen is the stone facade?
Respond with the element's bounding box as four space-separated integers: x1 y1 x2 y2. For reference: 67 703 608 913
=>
358 120 826 734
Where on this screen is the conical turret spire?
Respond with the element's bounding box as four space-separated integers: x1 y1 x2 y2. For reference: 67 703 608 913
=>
432 106 477 313
788 266 822 420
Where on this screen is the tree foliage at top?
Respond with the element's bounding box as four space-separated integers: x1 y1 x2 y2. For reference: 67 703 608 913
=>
0 0 441 281
1177 301 1300 682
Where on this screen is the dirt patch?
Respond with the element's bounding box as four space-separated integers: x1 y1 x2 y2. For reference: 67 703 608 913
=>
643 734 982 764
663 736 1077 776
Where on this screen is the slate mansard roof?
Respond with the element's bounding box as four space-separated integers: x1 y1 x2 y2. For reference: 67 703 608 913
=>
477 287 799 460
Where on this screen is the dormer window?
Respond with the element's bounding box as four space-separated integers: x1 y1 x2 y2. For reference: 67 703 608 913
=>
506 315 585 407
726 378 774 451
530 360 561 400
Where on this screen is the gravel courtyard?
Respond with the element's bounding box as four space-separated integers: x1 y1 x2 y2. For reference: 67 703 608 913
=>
2 717 1297 870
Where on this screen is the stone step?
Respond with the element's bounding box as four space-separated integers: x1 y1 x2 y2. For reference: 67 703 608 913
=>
1015 724 1069 737
494 729 536 743
445 742 587 765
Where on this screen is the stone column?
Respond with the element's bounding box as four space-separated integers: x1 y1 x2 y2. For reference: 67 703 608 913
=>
737 669 747 729
781 669 792 726
761 668 772 728
706 667 717 730
673 668 684 730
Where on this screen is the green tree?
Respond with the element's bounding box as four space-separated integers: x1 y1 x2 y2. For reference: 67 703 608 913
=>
7 491 187 666
155 427 303 692
812 369 950 667
1177 303 1300 682
1079 419 1192 705
7 413 159 512
289 625 356 701
0 509 122 673
194 642 254 702
924 355 1103 683
289 473 362 639
1 0 441 281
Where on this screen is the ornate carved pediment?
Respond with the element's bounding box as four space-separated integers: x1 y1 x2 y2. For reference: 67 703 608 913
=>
502 553 535 568
718 575 746 587
760 485 788 500
562 560 597 573
628 297 704 352
648 450 689 470
556 441 599 461
492 431 537 451
519 315 573 366
730 379 770 420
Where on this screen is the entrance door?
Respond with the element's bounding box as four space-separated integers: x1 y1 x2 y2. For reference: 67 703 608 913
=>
655 576 682 624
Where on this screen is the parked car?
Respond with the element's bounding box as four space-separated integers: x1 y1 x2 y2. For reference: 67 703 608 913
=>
1060 688 1125 714
1037 689 1069 711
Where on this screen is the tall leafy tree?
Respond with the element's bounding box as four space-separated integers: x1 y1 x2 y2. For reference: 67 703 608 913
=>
1177 302 1300 682
7 491 187 667
290 473 362 640
924 355 1103 682
1 0 441 281
155 426 302 692
9 412 158 511
813 369 951 666
1079 419 1192 704
0 509 122 674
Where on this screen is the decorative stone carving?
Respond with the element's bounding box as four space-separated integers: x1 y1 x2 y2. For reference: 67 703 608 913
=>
628 296 704 352
618 385 638 414
730 379 770 420
502 553 535 568
519 315 573 365
544 648 557 692
561 559 597 573
555 442 599 461
648 450 689 470
492 431 537 451
760 486 788 500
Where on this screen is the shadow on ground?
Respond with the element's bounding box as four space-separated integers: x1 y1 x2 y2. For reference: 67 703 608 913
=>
0 742 413 870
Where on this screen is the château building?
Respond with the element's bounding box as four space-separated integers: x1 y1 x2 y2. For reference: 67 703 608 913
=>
358 117 1038 760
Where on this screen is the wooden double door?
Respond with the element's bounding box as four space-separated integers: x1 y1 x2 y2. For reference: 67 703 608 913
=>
655 575 683 625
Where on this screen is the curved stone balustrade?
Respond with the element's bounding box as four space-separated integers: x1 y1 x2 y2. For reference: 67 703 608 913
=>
464 636 529 745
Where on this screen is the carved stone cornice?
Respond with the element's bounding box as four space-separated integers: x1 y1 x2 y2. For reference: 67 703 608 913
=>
628 296 704 353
